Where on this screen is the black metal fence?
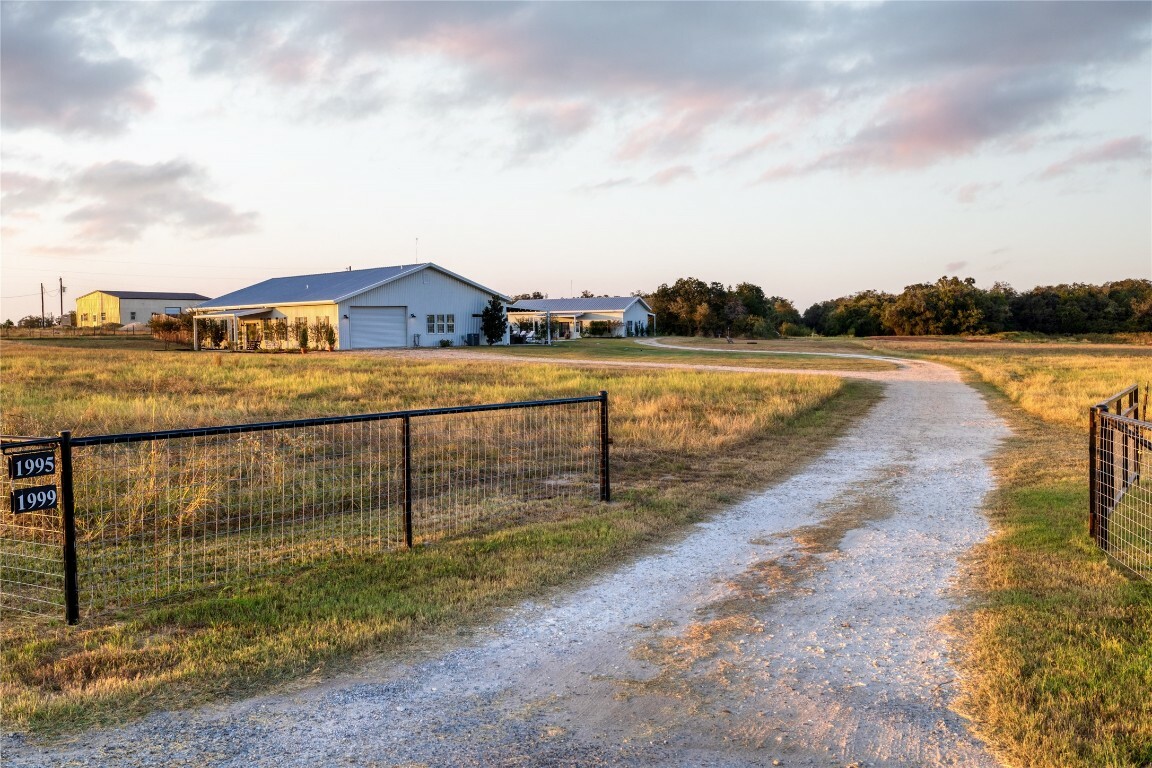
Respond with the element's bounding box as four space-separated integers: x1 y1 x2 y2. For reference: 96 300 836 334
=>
1089 384 1150 581
1 393 610 624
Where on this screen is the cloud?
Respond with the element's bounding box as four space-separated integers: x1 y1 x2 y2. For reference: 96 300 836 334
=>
945 261 969 272
1 172 62 213
648 165 695 186
572 177 638 194
510 100 599 161
0 3 154 135
955 182 1002 204
63 160 257 242
151 2 1150 170
7 1 1147 176
1038 135 1151 179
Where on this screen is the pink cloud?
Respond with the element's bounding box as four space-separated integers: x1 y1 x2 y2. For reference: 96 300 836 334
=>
617 93 733 161
719 132 783 167
647 165 695 185
1038 135 1151 179
955 181 1001 204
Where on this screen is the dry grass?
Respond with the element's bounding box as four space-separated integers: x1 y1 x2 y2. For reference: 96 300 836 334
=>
0 338 879 735
870 338 1151 429
865 337 1152 768
464 336 899 370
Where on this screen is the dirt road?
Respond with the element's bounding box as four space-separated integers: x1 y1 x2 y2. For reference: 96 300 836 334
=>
4 352 1007 767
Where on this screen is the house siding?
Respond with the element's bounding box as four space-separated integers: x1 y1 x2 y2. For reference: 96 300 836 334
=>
75 292 205 327
338 269 502 348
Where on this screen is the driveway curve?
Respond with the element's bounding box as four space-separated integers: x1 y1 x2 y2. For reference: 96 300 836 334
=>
5 354 1008 767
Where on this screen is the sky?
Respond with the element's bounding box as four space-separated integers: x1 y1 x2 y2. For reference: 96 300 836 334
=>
2 1 1150 323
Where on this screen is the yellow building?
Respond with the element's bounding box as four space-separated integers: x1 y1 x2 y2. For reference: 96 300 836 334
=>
75 290 209 328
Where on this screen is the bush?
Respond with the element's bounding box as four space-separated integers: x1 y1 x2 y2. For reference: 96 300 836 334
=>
586 321 610 337
150 314 193 350
293 318 309 351
781 322 812 337
439 338 453 348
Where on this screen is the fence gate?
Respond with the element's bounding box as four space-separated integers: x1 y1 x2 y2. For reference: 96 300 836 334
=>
1090 384 1151 581
1 435 78 622
2 393 610 624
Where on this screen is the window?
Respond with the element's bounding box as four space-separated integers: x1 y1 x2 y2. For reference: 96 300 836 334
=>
100 312 106 322
81 313 88 322
164 306 180 316
130 311 137 321
427 313 456 334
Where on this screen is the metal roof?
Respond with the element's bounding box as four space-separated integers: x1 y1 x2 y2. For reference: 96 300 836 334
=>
508 297 652 313
80 291 210 301
197 263 508 310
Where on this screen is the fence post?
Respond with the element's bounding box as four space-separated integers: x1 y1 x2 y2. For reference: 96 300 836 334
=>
402 415 413 549
1089 407 1097 542
1099 406 1112 552
58 431 80 625
599 390 611 503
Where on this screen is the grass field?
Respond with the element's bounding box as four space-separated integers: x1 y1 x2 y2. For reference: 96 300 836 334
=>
866 337 1152 768
465 336 898 370
0 338 877 734
5 333 1150 766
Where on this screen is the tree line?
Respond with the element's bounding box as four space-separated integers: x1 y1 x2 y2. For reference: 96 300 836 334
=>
646 276 1152 337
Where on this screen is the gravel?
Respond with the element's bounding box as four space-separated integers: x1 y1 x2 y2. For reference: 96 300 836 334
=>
3 354 1009 768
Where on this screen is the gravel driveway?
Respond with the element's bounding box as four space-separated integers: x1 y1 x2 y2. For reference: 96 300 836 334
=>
4 353 1007 768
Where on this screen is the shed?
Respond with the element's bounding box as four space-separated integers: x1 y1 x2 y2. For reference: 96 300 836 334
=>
75 290 209 328
192 263 509 350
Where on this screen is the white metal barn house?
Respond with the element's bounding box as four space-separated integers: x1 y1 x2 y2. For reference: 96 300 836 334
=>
192 263 509 350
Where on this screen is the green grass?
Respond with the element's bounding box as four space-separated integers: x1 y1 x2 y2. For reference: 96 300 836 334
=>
865 337 1152 768
0 339 880 734
464 336 898 370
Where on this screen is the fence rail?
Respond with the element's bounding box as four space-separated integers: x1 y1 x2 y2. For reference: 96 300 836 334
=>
2 393 610 624
1089 384 1150 581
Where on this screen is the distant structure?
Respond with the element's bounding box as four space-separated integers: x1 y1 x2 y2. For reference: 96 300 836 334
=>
192 263 508 350
507 297 655 339
75 290 209 328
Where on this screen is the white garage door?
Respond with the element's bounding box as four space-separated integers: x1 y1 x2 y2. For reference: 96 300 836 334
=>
349 307 406 348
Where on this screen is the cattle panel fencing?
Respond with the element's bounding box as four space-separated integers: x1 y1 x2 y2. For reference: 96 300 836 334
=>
1 392 610 624
1090 384 1150 581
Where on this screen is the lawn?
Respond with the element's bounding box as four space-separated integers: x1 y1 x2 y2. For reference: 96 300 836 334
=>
463 336 899 370
0 339 878 734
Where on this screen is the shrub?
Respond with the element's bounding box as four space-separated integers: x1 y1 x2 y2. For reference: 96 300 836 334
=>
150 314 193 350
781 322 812 337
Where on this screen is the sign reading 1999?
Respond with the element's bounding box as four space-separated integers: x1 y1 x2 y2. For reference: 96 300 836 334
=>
8 450 56 479
11 485 58 514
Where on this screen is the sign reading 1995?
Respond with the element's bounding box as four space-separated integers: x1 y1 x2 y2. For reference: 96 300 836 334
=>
8 450 56 479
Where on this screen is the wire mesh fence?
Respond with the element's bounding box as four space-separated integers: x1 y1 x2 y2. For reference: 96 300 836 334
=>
1090 384 1151 581
0 438 67 620
1 393 609 623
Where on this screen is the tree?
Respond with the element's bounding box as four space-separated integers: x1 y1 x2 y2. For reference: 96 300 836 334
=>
481 296 508 345
150 313 193 350
18 314 53 329
510 291 545 301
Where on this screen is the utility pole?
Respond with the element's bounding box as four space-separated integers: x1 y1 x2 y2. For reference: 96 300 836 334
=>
59 277 65 321
40 282 45 326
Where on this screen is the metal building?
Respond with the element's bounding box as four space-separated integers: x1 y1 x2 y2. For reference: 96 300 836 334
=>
192 264 509 350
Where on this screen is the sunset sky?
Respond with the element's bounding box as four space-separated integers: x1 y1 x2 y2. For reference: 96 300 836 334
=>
2 1 1150 323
